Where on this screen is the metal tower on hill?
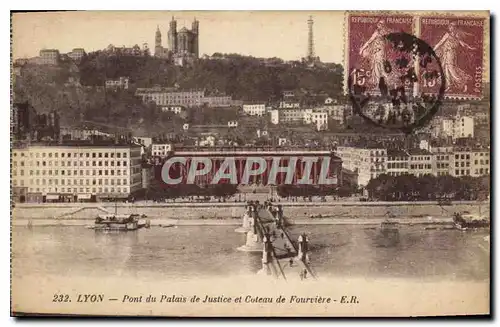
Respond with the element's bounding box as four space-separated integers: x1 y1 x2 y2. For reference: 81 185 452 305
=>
307 16 315 61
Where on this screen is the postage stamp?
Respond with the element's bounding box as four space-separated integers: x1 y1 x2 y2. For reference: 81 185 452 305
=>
347 30 445 134
345 13 416 96
419 15 486 99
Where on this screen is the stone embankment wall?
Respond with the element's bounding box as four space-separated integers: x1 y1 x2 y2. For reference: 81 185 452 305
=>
12 202 485 221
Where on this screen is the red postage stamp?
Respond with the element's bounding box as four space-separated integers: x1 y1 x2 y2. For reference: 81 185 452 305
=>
346 13 415 95
419 16 486 99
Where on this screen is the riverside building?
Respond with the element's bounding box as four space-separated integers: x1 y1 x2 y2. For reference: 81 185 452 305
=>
11 142 143 203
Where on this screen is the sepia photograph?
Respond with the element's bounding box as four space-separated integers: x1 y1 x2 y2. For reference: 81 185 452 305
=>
10 9 490 317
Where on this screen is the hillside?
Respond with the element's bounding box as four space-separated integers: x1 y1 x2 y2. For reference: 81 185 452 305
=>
13 52 344 133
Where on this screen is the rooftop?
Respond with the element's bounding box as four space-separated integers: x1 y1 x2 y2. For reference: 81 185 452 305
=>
12 141 142 149
387 149 409 157
408 148 432 155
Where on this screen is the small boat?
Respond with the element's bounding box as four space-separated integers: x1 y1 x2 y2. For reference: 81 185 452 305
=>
90 194 149 231
159 224 175 228
91 214 150 231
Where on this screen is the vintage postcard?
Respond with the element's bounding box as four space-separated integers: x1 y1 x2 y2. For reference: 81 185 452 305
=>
11 10 490 317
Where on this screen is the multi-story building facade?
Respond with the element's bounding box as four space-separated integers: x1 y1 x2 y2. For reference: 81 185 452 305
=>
450 147 473 177
60 127 111 141
453 115 474 139
306 111 329 131
408 149 433 177
105 77 129 90
152 143 172 157
136 88 204 107
104 44 147 57
431 117 455 139
161 105 186 115
243 103 267 116
67 48 86 62
433 152 452 176
11 143 143 203
386 149 409 177
269 107 329 131
471 148 490 177
202 95 242 107
38 49 60 65
321 104 345 125
335 147 387 187
335 144 488 186
136 88 240 108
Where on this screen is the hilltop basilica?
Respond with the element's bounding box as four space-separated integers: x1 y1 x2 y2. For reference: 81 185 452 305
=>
155 17 199 66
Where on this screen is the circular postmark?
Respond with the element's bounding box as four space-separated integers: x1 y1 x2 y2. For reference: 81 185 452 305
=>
348 32 445 134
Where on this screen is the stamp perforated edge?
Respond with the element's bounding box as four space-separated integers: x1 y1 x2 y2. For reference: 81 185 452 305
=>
342 10 417 96
416 11 489 100
9 11 13 315
342 10 489 101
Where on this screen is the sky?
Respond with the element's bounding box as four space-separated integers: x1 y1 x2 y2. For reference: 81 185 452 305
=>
11 10 490 81
12 11 346 63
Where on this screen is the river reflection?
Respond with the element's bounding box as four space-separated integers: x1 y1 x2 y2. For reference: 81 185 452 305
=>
12 225 489 282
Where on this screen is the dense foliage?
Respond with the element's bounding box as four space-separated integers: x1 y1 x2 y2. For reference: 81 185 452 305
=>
366 174 490 201
145 180 238 200
79 52 344 101
14 53 344 134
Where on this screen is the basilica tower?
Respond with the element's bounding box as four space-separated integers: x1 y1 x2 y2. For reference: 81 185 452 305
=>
154 25 162 56
168 16 178 53
191 18 199 58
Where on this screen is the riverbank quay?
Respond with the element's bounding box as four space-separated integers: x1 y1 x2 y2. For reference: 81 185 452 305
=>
12 201 487 222
12 216 455 227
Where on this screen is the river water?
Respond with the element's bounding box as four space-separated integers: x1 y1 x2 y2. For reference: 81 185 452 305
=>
11 225 489 283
